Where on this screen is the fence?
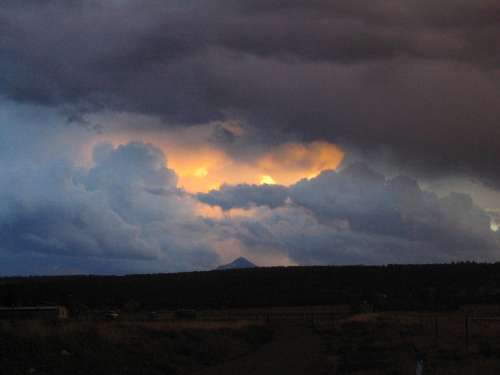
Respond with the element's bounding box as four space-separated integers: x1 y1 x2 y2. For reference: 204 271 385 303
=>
387 312 500 351
141 305 352 327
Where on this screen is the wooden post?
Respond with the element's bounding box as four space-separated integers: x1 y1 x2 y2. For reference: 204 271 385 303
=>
434 316 438 343
465 315 469 350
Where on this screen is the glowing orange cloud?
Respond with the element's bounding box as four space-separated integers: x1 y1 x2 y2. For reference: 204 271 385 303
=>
167 141 344 192
81 123 343 193
256 141 344 186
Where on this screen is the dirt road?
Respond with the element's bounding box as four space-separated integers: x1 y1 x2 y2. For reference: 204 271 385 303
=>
193 323 328 375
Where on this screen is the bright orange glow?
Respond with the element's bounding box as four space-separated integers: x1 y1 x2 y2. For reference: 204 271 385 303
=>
256 141 344 186
194 167 208 177
259 175 276 185
82 126 344 193
168 141 343 192
167 146 231 192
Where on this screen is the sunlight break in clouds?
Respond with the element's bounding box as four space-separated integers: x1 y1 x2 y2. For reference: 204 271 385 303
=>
259 175 276 185
83 125 345 193
165 141 343 192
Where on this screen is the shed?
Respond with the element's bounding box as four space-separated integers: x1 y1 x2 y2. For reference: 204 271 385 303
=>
0 306 68 320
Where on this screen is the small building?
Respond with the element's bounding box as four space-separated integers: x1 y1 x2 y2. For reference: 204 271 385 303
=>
0 306 68 320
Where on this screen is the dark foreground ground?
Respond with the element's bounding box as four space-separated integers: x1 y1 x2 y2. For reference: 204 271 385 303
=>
3 311 500 374
320 313 500 374
0 319 272 375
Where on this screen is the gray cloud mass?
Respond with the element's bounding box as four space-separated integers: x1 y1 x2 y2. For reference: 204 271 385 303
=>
0 127 220 274
198 184 288 210
1 1 500 274
202 163 499 265
0 115 498 274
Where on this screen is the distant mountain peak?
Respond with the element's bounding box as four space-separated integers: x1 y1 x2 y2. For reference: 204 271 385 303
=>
216 257 257 270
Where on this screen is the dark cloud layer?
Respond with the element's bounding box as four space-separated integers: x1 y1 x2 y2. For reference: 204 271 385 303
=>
1 0 500 183
198 184 288 210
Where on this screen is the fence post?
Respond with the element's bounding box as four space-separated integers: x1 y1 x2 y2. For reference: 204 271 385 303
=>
434 316 439 343
465 315 469 350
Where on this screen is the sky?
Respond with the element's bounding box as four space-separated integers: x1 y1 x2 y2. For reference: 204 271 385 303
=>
0 0 500 275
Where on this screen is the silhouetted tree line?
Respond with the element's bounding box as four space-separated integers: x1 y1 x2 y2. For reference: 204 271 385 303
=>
1 262 500 312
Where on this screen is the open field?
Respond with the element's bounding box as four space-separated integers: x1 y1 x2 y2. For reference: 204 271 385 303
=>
320 312 500 374
4 309 500 374
0 319 272 375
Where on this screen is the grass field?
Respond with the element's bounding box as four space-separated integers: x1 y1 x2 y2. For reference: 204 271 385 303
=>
320 312 500 374
0 319 272 375
3 309 500 374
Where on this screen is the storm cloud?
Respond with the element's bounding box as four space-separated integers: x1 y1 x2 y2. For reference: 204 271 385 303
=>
198 183 288 210
0 118 220 275
1 0 499 183
203 163 500 265
1 1 500 274
0 106 498 274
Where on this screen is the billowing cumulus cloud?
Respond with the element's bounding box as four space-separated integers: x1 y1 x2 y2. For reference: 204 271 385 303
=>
0 117 221 274
0 103 499 274
203 163 500 265
1 0 499 184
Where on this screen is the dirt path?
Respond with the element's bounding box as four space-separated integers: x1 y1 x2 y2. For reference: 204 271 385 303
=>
192 323 328 375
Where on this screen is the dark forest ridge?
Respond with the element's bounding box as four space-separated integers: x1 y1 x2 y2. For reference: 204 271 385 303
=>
1 262 500 311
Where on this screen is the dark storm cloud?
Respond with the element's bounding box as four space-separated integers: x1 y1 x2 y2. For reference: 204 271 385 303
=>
198 183 288 210
208 163 499 265
0 136 220 274
1 0 500 182
215 1 500 66
289 164 495 253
